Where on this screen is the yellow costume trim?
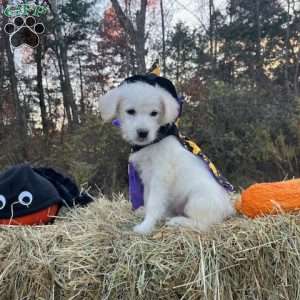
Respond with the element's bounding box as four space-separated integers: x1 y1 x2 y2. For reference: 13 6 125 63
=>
182 137 224 180
149 60 161 76
184 139 202 155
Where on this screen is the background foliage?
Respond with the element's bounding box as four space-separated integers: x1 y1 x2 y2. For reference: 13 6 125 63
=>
0 0 299 194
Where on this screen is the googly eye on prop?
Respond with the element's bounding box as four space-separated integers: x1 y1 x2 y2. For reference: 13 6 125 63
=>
0 195 6 210
18 191 33 206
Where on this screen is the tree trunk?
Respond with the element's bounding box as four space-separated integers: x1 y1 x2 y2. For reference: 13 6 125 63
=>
48 0 79 128
3 1 28 160
294 56 299 97
284 0 291 94
135 0 147 73
111 0 148 73
176 44 180 83
4 31 28 158
254 0 262 82
134 34 146 73
209 0 214 74
160 0 166 75
36 44 48 135
60 43 79 125
55 44 73 125
78 54 85 122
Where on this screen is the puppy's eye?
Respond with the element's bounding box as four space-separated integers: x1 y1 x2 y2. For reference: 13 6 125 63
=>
150 111 158 117
126 109 136 115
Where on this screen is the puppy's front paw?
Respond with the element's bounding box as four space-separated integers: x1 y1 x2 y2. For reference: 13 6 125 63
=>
133 222 153 235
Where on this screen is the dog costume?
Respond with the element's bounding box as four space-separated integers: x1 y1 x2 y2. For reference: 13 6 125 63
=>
113 64 235 210
0 164 93 225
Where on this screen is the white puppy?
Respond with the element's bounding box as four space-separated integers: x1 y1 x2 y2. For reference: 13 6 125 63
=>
99 81 234 234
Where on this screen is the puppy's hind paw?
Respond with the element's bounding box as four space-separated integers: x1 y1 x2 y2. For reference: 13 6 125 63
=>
166 216 209 231
133 222 153 235
166 216 187 228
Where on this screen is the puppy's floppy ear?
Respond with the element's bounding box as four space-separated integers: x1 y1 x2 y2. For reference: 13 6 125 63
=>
99 87 122 122
160 92 180 124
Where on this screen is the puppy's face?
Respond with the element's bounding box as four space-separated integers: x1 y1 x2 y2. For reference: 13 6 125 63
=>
119 95 162 145
99 82 179 146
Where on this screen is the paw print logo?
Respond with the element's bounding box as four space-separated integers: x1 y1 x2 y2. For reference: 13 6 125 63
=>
4 16 45 48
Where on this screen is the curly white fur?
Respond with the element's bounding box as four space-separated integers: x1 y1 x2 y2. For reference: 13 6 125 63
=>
99 82 235 234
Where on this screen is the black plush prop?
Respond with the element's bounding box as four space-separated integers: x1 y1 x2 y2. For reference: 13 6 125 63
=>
34 167 93 207
0 164 93 224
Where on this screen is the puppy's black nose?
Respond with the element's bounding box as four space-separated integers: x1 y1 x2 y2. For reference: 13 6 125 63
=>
137 129 149 139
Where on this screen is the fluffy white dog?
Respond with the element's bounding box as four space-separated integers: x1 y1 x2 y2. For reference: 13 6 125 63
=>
99 78 234 234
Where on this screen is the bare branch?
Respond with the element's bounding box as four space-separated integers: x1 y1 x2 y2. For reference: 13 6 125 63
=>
111 0 136 40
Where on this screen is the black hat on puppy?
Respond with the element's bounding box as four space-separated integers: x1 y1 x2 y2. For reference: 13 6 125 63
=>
123 74 178 100
122 61 179 104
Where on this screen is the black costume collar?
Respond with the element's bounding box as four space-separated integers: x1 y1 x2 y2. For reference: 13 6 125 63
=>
131 123 179 153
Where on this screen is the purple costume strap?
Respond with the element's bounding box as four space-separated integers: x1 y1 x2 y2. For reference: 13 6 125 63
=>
128 163 144 210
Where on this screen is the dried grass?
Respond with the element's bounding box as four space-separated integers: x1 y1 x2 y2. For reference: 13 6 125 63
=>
0 195 300 300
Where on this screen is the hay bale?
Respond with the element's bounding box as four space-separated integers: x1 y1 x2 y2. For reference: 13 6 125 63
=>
0 195 300 300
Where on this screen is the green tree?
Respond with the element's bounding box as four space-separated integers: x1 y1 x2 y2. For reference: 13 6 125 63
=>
166 23 197 90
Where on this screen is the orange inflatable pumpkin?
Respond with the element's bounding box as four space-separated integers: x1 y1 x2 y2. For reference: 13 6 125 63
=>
235 179 300 218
